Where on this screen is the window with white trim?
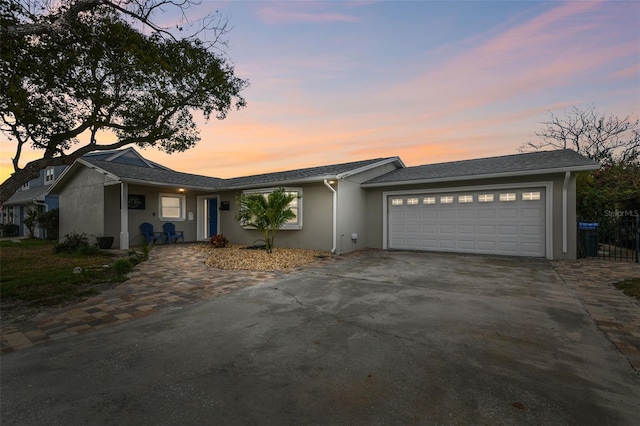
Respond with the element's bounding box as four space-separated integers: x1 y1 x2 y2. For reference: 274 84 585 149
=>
241 187 302 230
391 198 404 206
458 195 473 203
522 191 541 201
440 196 454 204
499 193 516 202
407 197 419 205
45 167 55 184
478 194 494 202
159 193 186 220
423 196 436 205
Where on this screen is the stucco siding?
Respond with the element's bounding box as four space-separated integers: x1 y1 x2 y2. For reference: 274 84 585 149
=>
58 167 106 242
217 183 334 251
336 162 400 254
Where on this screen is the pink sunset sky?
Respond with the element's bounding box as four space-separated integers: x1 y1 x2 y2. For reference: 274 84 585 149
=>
1 0 638 182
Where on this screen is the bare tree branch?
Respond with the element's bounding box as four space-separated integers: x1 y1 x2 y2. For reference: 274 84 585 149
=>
520 105 640 165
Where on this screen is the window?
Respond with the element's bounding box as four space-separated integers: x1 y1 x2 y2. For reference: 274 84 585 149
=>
423 197 436 205
241 187 302 229
440 196 454 204
45 167 55 184
523 191 541 201
458 195 473 203
407 197 419 205
391 198 404 206
499 193 516 202
159 193 186 220
22 181 29 190
478 194 494 203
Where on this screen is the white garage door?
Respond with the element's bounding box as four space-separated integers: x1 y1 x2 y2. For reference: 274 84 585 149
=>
388 188 546 257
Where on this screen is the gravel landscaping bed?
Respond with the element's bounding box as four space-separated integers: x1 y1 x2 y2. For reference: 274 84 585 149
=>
192 244 333 271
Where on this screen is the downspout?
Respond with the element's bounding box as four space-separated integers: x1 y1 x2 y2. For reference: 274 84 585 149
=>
562 171 570 254
323 179 337 254
32 199 48 211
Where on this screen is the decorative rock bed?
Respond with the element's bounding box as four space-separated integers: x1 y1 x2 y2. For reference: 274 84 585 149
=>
192 244 332 271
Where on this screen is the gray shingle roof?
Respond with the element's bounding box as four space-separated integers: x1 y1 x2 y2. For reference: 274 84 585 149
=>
222 158 399 189
363 150 599 186
83 159 225 189
4 185 50 205
82 157 400 190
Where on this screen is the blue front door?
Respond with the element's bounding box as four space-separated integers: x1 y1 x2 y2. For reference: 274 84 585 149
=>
208 198 218 237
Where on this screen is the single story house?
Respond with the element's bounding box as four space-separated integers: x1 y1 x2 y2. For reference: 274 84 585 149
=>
48 147 599 259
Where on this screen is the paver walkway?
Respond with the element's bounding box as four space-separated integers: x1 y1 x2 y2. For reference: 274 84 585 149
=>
552 259 640 372
0 244 288 353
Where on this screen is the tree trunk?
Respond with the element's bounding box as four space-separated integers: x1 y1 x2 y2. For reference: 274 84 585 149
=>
0 157 75 204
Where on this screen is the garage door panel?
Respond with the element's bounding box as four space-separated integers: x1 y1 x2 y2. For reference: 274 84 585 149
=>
498 208 518 218
498 241 519 253
457 240 475 250
422 211 437 219
457 210 475 219
406 224 420 233
499 225 518 235
388 188 545 257
439 239 455 249
521 208 543 218
478 209 496 219
439 210 455 219
477 225 496 234
521 225 542 235
390 224 405 233
478 241 497 251
439 225 455 234
457 224 474 234
421 239 437 248
422 224 437 233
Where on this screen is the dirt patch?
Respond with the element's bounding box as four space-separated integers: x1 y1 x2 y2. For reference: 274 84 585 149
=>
192 244 333 270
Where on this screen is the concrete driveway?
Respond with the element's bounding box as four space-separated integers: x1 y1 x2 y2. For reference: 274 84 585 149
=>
2 251 639 425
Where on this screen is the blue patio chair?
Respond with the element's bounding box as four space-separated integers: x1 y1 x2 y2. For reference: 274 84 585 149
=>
162 222 184 243
140 222 165 245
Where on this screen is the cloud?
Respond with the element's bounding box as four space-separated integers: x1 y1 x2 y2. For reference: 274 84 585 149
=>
372 1 637 126
258 5 359 25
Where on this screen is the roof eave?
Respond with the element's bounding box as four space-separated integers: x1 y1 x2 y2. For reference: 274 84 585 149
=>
336 157 405 179
361 164 600 188
117 177 224 192
220 175 340 192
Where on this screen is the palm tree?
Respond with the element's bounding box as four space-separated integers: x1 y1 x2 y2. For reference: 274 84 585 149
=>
235 188 298 253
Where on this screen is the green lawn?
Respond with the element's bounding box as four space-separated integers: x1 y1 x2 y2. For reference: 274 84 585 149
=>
1 239 133 307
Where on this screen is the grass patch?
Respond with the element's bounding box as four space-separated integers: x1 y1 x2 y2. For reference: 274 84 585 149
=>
0 239 130 308
614 278 640 301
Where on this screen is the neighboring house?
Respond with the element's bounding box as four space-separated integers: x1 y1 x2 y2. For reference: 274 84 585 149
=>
48 148 598 259
1 164 68 237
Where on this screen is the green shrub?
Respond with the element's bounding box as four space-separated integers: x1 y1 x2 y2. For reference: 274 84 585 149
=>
37 209 59 240
112 258 134 276
55 232 92 254
23 208 40 238
2 224 19 236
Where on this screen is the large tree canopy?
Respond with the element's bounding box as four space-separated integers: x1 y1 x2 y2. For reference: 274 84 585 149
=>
0 0 248 202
